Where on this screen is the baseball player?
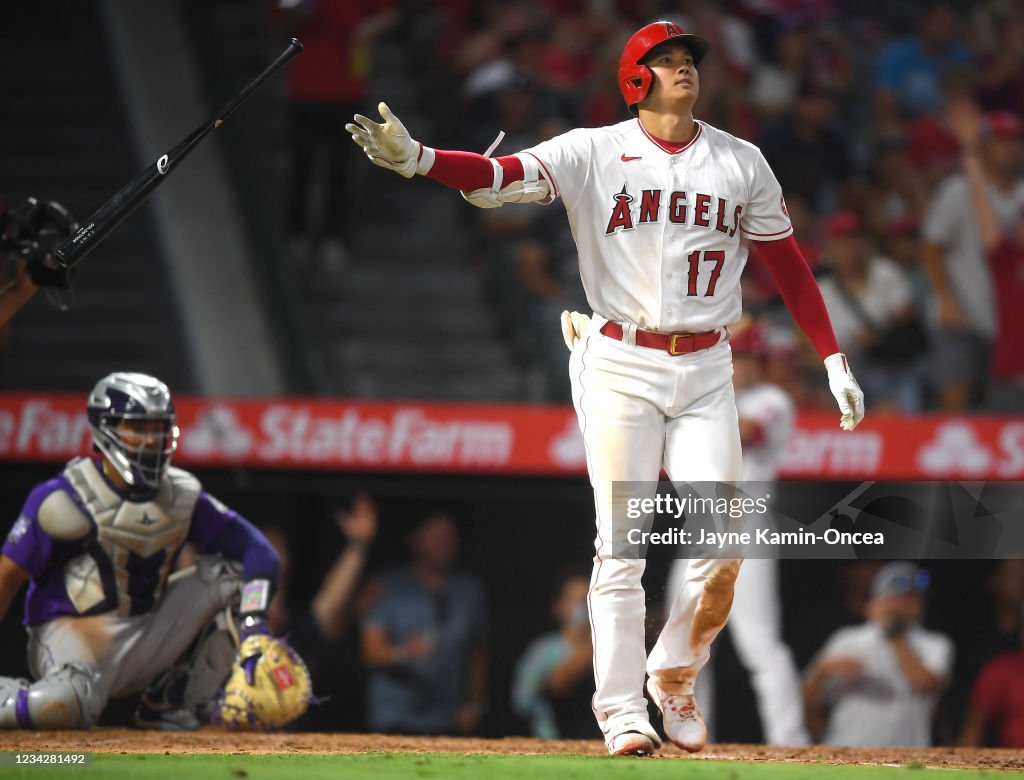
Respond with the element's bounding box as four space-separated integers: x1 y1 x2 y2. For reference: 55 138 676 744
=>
665 319 809 745
347 21 864 755
0 372 280 730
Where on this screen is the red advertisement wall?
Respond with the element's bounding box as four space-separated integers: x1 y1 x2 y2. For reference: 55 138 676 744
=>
0 394 1021 480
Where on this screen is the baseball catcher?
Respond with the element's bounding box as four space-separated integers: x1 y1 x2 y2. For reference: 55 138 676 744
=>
0 197 78 326
0 372 310 730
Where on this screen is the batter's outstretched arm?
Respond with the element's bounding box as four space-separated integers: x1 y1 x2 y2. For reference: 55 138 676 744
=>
346 103 548 207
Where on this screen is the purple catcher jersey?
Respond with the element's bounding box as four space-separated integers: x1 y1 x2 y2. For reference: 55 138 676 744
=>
3 456 239 625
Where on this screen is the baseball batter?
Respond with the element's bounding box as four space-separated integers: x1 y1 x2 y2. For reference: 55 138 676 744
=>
348 21 864 755
0 373 280 729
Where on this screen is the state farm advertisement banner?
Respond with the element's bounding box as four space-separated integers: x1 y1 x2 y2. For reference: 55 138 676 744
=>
0 393 1021 480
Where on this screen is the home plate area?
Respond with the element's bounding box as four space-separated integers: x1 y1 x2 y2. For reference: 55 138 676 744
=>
1 730 1021 771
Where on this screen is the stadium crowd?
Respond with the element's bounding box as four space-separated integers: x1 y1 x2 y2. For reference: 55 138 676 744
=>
315 0 1024 408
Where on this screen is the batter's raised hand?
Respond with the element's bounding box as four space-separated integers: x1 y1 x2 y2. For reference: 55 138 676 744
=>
346 102 420 178
824 353 865 431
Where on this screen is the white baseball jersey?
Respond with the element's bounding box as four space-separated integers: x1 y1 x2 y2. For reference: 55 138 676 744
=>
735 382 795 482
516 119 792 333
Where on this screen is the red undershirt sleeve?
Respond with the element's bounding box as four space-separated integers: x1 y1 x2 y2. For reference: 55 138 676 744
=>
423 149 525 191
752 234 841 359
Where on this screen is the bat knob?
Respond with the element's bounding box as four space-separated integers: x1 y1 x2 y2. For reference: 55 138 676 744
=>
290 37 304 54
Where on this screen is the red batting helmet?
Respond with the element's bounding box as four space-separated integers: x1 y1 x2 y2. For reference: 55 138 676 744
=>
618 21 709 116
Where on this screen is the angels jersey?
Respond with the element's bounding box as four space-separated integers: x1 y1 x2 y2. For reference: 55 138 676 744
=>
516 119 792 333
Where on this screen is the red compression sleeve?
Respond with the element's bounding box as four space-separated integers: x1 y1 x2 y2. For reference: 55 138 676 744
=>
753 234 841 359
424 149 524 191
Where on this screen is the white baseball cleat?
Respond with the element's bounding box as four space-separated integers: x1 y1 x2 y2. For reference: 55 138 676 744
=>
605 719 662 756
646 677 707 752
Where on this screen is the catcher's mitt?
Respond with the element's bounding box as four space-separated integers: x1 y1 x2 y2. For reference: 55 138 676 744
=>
217 634 312 730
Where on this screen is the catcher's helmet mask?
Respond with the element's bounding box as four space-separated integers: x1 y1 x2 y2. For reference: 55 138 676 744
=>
618 21 709 116
87 372 179 494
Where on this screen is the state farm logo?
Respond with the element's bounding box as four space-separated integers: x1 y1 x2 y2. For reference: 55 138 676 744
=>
181 405 253 458
917 421 1024 478
0 400 90 456
782 428 883 475
918 421 991 476
256 406 513 467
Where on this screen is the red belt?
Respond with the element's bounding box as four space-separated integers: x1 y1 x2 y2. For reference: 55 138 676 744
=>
599 321 722 356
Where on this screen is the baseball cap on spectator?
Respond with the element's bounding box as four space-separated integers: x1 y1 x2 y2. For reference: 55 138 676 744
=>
824 211 861 237
984 111 1024 138
871 562 931 599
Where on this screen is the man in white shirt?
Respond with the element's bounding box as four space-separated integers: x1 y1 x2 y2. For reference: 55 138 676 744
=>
803 562 953 746
922 112 1024 410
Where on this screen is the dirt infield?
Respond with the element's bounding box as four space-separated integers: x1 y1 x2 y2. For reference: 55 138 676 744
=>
1 730 1022 771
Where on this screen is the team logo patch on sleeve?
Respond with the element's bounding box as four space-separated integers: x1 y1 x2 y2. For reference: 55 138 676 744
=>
241 579 271 613
6 516 31 545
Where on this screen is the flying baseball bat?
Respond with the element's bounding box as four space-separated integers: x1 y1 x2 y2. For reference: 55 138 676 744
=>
55 37 304 269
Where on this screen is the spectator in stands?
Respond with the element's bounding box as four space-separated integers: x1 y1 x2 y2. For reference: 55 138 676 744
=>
959 601 1024 748
949 101 1024 412
817 211 924 412
903 67 974 188
878 215 933 332
516 207 588 401
511 570 594 739
803 562 953 747
262 494 377 666
874 2 971 129
274 0 397 274
760 80 851 215
948 559 1024 743
750 19 812 120
361 512 488 735
922 103 1024 410
262 491 378 728
538 15 594 96
974 5 1024 118
863 140 929 242
792 560 883 669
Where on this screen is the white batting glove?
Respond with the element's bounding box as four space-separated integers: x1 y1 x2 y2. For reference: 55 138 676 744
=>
824 353 865 431
346 102 426 179
560 310 591 351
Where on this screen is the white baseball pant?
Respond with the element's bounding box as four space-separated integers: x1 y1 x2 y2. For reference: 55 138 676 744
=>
24 555 240 723
569 314 742 739
669 556 811 745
